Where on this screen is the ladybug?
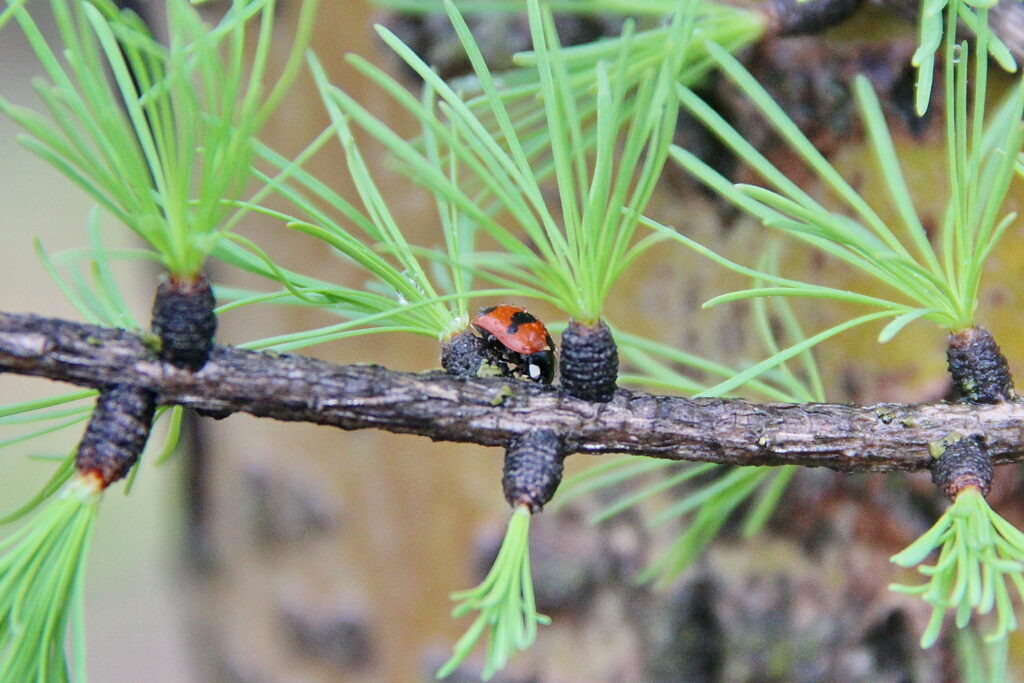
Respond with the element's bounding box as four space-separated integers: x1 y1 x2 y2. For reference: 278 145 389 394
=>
472 305 556 384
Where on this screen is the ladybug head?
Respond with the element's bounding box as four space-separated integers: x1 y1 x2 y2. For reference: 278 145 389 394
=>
525 349 555 384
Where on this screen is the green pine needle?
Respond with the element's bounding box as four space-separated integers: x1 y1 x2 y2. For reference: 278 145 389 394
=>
3 0 319 277
0 0 28 30
912 1 1015 116
374 0 688 12
437 505 550 680
561 292 816 587
673 17 1024 339
0 475 101 682
890 487 1024 648
957 625 1009 682
0 452 77 527
639 466 783 589
245 63 488 341
255 0 757 339
322 0 718 324
37 211 158 330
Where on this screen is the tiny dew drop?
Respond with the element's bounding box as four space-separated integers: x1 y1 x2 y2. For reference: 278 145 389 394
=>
952 44 963 64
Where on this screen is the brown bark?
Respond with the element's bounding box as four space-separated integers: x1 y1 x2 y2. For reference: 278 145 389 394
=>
2 310 1024 473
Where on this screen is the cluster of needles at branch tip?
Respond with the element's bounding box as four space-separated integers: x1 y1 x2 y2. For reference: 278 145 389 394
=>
889 317 1022 648
0 344 159 677
0 477 99 680
889 485 1024 648
649 3 1024 654
439 432 565 677
437 505 549 680
663 2 1024 350
1 0 320 279
888 237 1024 647
295 0 762 394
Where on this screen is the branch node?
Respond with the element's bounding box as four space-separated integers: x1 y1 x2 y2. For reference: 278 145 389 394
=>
931 434 993 501
559 319 618 403
440 330 484 379
151 273 217 371
502 430 566 513
75 384 156 488
947 326 1016 404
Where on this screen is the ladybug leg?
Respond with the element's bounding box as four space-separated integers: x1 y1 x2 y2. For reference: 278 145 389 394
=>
478 332 520 379
497 346 532 382
502 350 530 381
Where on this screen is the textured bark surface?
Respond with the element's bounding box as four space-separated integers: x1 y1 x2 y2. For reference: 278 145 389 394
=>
4 310 1024 472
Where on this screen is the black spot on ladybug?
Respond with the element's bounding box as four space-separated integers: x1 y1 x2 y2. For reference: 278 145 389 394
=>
507 310 538 334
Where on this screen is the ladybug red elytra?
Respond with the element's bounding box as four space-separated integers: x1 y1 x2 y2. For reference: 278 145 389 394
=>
472 305 556 384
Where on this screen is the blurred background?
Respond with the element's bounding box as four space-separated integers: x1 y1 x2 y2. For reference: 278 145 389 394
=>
4 1 1024 681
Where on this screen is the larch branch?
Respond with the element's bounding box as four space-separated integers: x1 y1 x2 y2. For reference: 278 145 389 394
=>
1 311 1023 473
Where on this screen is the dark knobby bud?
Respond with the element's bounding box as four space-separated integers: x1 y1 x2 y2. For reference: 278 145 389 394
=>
559 318 618 403
76 385 156 489
151 273 217 370
440 329 485 379
765 0 862 36
931 435 993 501
502 430 566 513
946 326 1016 404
